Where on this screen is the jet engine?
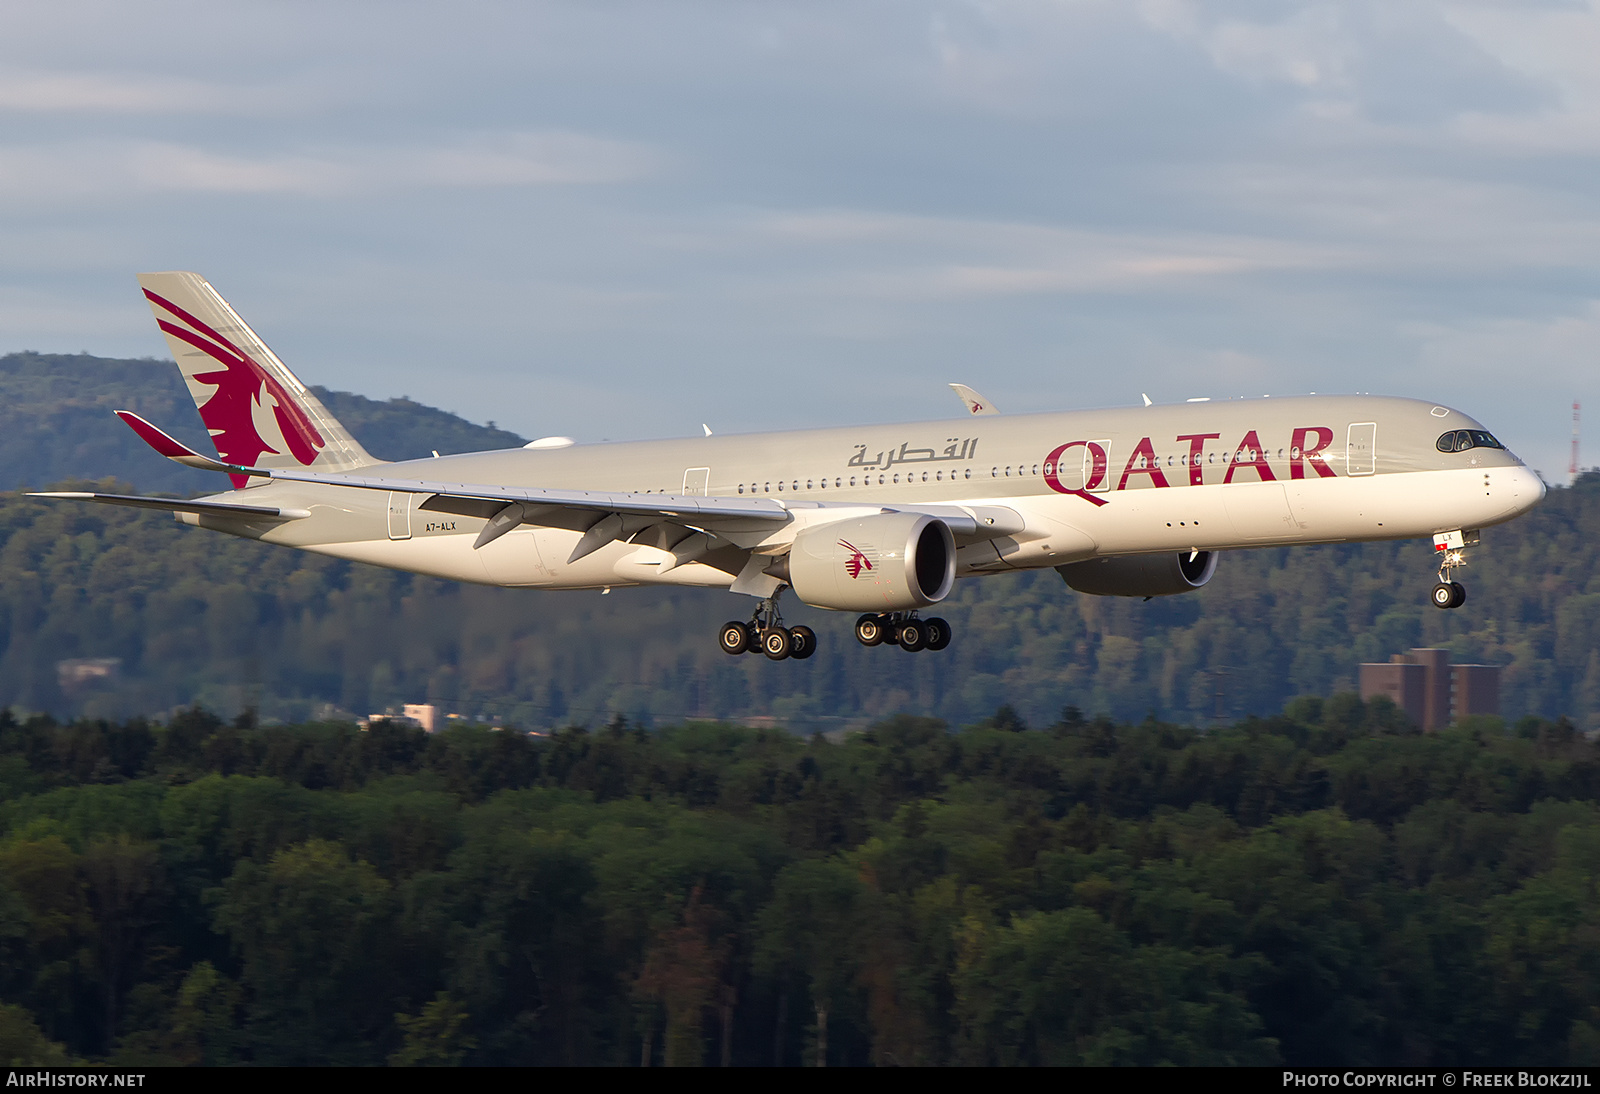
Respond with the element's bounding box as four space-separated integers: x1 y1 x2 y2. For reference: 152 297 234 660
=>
1055 551 1217 597
780 511 956 611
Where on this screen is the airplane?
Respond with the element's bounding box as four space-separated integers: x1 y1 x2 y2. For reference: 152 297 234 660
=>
32 272 1546 661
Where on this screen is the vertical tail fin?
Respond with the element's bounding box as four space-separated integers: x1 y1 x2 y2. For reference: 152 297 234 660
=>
137 272 377 484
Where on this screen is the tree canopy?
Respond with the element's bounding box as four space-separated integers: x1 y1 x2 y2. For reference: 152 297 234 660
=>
4 471 1599 730
1 701 1598 1065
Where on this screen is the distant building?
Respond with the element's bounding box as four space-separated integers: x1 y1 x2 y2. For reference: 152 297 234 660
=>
1358 648 1500 730
1453 664 1501 722
1359 660 1428 727
359 703 439 732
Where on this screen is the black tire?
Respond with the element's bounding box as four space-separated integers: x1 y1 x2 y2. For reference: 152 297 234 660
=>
790 626 816 659
718 620 750 655
762 628 792 660
1431 582 1455 609
1450 581 1467 609
923 617 951 651
854 613 885 647
896 620 926 652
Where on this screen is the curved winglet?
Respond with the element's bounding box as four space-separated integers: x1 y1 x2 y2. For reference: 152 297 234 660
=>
949 383 1000 416
115 410 265 478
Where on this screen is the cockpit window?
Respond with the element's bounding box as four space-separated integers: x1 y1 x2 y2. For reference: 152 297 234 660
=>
1436 430 1505 454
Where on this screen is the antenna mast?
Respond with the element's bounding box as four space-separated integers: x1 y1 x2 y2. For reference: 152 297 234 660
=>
1573 401 1582 480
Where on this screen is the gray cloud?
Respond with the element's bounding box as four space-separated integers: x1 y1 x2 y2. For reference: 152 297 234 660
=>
0 0 1596 479
0 131 666 202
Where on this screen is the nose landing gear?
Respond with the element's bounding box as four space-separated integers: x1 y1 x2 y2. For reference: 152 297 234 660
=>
1431 581 1467 610
718 588 816 660
1430 530 1478 610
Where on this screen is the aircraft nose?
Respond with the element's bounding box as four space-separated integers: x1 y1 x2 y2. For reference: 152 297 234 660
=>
1512 465 1546 511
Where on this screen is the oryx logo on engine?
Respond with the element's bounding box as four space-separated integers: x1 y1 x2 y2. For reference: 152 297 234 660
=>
839 539 872 579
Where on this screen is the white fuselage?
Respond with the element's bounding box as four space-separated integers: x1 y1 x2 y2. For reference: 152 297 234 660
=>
181 393 1544 605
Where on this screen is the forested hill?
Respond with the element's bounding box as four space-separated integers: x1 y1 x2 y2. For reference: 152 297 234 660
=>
0 351 526 494
1 471 1597 730
2 350 1596 729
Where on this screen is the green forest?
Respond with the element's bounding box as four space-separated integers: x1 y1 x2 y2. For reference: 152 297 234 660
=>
4 470 1599 731
4 350 1599 730
5 352 1600 1068
2 700 1599 1066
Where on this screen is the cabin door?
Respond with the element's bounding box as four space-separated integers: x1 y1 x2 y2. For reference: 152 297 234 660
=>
387 492 412 540
1346 423 1377 476
682 467 709 496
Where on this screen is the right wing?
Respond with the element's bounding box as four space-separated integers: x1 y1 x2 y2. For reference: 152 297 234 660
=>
949 383 1000 416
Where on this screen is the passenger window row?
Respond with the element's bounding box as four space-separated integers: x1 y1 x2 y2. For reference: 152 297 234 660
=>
735 468 979 494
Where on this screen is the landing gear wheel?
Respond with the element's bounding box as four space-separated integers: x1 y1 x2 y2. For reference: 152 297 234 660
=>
719 620 751 655
1450 581 1467 608
854 614 886 647
789 626 816 660
1431 582 1467 610
896 619 927 652
762 628 792 660
923 617 951 651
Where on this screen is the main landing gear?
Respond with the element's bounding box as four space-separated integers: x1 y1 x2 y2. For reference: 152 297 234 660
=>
1429 529 1478 610
718 588 815 661
854 612 952 653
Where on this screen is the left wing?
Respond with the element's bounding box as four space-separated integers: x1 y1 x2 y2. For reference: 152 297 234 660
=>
266 466 1024 552
264 466 792 556
106 409 1024 564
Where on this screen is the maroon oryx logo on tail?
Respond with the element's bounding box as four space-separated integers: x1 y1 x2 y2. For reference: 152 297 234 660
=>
839 539 872 579
144 288 326 487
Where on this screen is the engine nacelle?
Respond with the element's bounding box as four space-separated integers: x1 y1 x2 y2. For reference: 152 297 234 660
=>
783 512 956 611
1055 551 1218 597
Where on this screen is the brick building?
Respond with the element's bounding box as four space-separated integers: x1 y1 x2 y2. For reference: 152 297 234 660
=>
1358 648 1500 731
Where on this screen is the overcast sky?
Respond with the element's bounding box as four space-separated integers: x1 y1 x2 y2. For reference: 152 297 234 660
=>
2 0 1597 477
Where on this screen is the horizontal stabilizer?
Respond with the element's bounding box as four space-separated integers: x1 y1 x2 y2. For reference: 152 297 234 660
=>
29 491 308 521
115 411 266 477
